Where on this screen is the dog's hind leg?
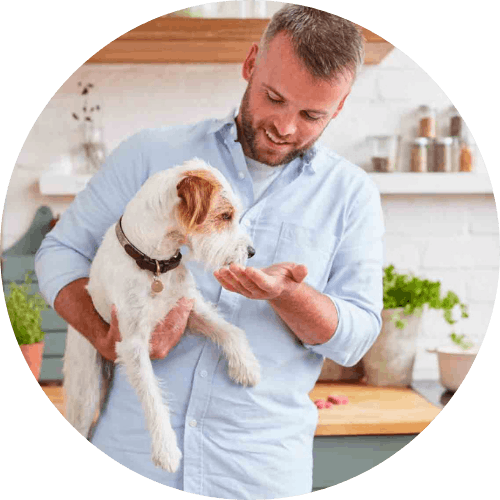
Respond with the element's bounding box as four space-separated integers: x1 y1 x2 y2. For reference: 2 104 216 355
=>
63 326 103 438
188 298 260 387
114 316 182 473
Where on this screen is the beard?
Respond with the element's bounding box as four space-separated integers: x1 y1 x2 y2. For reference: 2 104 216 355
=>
237 82 323 167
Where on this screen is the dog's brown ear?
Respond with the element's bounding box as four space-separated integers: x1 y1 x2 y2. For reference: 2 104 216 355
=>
177 171 219 231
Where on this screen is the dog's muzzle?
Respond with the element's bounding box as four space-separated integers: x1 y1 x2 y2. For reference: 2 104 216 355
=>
247 246 256 259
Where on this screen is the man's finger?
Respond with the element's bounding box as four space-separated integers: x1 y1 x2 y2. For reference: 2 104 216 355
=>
228 264 265 294
214 270 240 293
244 267 276 292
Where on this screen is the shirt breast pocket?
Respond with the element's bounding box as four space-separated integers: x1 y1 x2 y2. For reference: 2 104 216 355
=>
272 222 337 292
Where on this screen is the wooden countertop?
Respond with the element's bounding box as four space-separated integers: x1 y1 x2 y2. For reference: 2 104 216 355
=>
41 381 441 436
310 382 441 436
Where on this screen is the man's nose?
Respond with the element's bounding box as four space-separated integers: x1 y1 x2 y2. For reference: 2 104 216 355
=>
247 246 256 259
273 112 297 138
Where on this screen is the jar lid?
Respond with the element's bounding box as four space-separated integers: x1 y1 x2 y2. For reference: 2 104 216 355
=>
413 137 430 145
437 137 454 145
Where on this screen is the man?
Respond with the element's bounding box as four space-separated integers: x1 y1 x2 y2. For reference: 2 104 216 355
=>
35 5 384 499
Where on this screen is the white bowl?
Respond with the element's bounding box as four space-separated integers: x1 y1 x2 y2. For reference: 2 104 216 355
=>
427 346 478 392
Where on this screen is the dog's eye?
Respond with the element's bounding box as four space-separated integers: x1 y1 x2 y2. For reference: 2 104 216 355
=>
221 212 233 221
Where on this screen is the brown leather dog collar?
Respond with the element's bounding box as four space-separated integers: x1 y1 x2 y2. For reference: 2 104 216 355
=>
115 216 182 274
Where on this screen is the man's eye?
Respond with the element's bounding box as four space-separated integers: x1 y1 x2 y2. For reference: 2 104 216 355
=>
221 213 233 221
267 92 282 104
303 112 321 122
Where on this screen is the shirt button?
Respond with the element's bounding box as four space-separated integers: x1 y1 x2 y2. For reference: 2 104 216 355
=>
244 220 251 227
189 419 198 428
238 172 245 180
200 370 208 378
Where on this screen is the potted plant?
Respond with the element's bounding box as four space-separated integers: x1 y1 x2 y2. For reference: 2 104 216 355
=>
427 333 478 392
6 273 48 380
362 265 468 387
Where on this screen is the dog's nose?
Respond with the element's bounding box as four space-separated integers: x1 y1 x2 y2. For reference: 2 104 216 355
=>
247 246 256 259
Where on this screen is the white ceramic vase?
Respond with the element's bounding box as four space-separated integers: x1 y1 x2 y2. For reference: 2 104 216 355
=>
362 308 422 387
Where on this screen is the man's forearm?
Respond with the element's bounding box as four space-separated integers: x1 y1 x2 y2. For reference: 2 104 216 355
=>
54 278 110 351
268 283 338 345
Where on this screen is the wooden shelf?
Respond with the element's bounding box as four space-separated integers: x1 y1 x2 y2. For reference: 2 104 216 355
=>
370 172 493 195
38 172 492 197
86 17 393 65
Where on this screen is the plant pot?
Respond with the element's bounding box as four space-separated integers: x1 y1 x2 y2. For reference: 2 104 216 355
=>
362 308 422 387
19 341 45 380
427 346 478 392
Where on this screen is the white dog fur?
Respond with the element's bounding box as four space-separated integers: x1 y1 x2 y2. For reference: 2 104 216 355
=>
63 158 261 472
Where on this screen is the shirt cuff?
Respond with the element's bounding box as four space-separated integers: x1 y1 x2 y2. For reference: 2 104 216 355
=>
302 294 341 355
302 294 381 367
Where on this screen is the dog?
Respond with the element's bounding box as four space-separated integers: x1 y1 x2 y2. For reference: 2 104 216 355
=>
63 158 261 473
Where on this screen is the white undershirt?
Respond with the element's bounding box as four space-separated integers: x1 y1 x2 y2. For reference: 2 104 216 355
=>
245 156 288 200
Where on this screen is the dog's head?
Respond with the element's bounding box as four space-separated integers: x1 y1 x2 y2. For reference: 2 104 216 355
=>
174 160 255 268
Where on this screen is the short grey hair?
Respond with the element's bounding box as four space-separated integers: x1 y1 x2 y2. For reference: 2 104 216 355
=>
261 4 365 82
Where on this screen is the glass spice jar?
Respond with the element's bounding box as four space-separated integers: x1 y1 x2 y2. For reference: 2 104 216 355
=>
449 105 462 138
369 135 400 172
418 105 436 138
459 138 474 172
410 137 431 172
434 137 453 172
451 136 461 172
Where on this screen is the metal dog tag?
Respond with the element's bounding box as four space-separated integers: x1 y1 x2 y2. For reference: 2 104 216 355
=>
151 278 164 293
151 260 164 293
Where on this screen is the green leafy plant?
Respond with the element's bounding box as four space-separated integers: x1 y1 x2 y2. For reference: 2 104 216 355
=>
450 333 474 350
383 265 468 329
6 273 48 345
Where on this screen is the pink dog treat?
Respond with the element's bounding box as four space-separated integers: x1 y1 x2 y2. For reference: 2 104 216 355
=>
327 395 349 405
324 401 333 408
314 399 326 409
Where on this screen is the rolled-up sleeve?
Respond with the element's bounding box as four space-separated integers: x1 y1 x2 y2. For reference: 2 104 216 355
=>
304 179 385 366
35 131 148 307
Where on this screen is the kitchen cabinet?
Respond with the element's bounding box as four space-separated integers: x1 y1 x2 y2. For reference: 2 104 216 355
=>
310 381 441 490
86 17 393 65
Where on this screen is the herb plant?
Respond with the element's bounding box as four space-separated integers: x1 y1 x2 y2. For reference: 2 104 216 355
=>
383 265 468 329
6 273 48 345
450 333 474 350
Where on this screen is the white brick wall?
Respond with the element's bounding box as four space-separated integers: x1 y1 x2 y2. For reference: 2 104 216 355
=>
2 40 497 380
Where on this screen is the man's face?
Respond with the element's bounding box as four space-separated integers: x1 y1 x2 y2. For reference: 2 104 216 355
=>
236 32 353 167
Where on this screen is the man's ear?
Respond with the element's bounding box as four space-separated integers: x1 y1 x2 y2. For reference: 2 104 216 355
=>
331 91 351 119
242 43 259 82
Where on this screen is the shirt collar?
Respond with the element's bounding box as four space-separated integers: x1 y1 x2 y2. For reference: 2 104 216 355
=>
208 107 318 174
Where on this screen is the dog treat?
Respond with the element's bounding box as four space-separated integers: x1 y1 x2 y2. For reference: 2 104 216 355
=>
314 399 326 409
327 395 349 405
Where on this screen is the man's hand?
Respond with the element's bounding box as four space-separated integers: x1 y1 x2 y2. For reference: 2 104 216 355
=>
213 262 308 300
100 297 195 361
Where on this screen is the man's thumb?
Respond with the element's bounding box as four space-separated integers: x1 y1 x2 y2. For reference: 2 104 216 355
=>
290 264 308 283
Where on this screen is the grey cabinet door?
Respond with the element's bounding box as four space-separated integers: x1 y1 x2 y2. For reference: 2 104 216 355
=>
3 206 68 381
313 434 416 490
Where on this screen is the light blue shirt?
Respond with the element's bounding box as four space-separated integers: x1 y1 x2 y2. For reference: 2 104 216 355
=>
35 109 384 499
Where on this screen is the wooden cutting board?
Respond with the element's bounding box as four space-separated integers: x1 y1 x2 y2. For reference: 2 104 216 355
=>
41 381 441 436
310 382 441 435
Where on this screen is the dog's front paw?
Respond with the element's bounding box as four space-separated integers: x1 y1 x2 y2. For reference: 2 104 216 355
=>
151 442 182 473
228 351 261 387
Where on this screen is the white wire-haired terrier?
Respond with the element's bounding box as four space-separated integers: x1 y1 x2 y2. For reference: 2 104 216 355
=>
63 158 260 472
